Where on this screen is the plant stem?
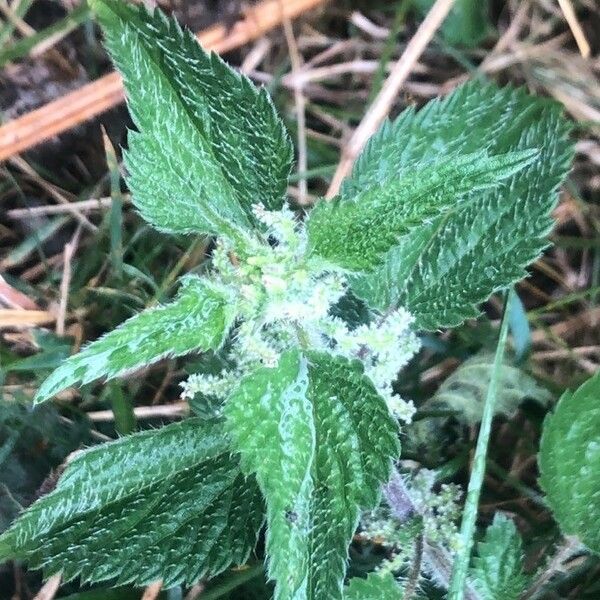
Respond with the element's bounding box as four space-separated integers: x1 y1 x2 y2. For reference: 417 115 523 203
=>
367 0 412 103
447 288 514 600
385 472 481 600
404 533 424 600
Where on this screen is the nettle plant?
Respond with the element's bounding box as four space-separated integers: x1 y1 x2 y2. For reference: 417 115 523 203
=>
0 1 584 598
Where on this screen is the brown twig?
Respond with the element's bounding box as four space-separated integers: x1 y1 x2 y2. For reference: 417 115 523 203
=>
0 309 55 327
32 574 62 600
141 581 163 600
557 0 591 58
56 225 81 336
185 583 206 600
283 14 308 205
86 401 189 422
7 196 117 218
0 275 40 310
326 0 455 197
0 0 327 161
8 156 97 232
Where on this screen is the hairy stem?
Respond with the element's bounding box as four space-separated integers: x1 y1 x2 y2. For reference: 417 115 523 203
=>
404 533 424 600
384 471 482 600
423 543 482 600
448 288 514 599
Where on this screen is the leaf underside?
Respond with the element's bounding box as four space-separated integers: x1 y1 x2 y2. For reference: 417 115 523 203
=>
307 149 536 272
93 0 292 238
0 419 264 587
35 276 235 404
348 81 573 329
225 350 399 600
428 352 551 425
539 370 600 553
470 513 529 600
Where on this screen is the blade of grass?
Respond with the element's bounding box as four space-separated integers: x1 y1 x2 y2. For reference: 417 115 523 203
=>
447 288 514 600
367 0 412 102
102 128 123 279
287 164 336 183
0 0 34 46
199 565 264 600
107 382 136 436
0 2 90 67
0 216 69 269
527 286 600 316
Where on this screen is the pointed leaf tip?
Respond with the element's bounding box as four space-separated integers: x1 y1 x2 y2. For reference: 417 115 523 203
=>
34 277 235 404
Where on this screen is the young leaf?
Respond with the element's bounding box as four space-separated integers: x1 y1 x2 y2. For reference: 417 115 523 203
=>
225 350 399 600
539 370 600 553
307 149 535 272
35 276 236 404
92 0 292 239
470 513 529 600
345 572 402 599
0 419 264 587
348 82 573 329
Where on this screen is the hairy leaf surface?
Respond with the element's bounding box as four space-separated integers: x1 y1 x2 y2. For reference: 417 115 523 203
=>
0 419 263 586
349 82 573 329
225 350 399 600
539 370 600 552
35 276 235 403
345 572 402 599
470 513 529 600
307 150 535 272
92 0 292 238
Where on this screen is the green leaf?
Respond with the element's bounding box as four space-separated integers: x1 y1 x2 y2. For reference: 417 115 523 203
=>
225 350 399 600
345 572 402 599
428 352 551 425
348 82 573 329
92 0 292 238
470 513 529 600
35 276 236 404
539 370 600 552
307 149 536 272
0 418 264 587
415 0 491 48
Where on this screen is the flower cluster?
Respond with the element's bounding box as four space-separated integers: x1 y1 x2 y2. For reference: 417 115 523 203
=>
409 469 462 549
180 203 421 422
324 310 421 422
359 468 462 576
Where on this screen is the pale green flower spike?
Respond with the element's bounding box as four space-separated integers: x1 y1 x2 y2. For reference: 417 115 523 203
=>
182 203 422 420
